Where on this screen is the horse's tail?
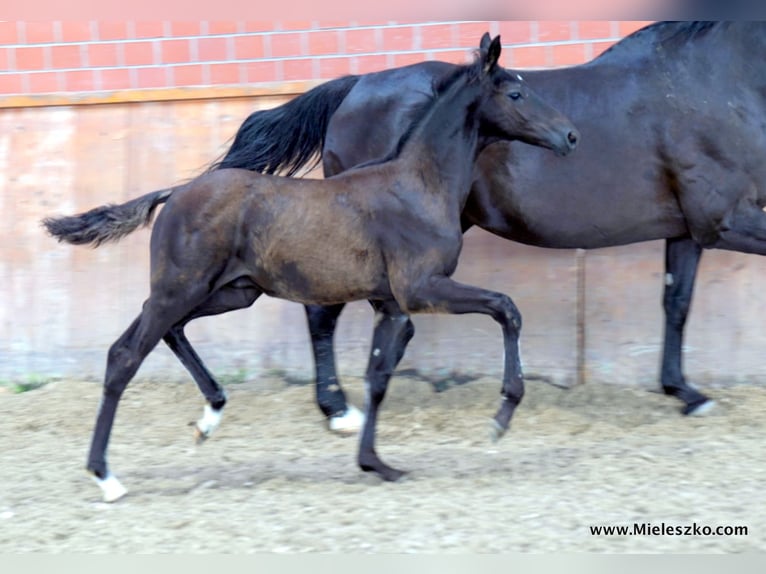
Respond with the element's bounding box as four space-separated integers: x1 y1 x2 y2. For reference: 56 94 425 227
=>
207 74 360 176
42 187 175 247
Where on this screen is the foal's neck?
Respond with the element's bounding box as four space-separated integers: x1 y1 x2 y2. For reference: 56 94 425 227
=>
404 79 484 206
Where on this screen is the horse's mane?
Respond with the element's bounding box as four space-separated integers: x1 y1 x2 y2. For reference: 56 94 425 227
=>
352 55 483 170
596 21 723 61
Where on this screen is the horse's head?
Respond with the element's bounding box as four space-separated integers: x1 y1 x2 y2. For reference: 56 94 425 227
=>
477 33 579 157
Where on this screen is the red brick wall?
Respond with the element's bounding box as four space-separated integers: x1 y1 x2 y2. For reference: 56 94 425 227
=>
0 21 653 99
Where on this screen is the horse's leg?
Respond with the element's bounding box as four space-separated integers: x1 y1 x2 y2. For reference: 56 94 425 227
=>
661 237 715 415
87 289 207 502
164 283 262 443
399 277 524 441
357 302 412 481
304 303 364 434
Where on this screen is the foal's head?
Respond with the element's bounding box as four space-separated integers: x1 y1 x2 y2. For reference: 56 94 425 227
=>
476 33 579 156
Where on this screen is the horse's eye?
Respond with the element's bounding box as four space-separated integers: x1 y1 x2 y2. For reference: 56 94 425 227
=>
509 91 522 100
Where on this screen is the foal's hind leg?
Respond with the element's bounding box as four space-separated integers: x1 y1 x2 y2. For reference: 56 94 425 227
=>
661 237 714 415
357 302 413 481
87 290 208 501
164 283 262 443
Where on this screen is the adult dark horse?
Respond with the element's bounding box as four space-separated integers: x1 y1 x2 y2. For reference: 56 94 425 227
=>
43 37 577 501
213 22 765 430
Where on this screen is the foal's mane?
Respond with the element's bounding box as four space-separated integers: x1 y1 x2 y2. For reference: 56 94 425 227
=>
353 55 484 170
597 21 723 60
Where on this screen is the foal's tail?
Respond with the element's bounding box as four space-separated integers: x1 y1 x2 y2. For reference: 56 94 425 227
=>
206 74 360 176
42 187 175 247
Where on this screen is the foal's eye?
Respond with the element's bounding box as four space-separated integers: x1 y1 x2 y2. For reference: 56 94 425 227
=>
509 91 522 100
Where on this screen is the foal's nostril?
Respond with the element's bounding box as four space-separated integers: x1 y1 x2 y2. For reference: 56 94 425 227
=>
567 131 579 147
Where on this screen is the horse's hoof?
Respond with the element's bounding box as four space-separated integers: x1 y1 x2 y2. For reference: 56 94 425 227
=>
193 425 210 445
328 405 365 435
488 419 507 443
92 473 128 503
684 399 716 417
192 404 223 444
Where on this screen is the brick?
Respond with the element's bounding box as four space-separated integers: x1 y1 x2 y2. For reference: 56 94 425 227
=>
270 32 304 58
24 22 56 44
197 37 228 61
244 60 278 83
0 21 19 44
282 58 313 81
242 21 274 33
209 62 241 85
97 22 128 41
457 22 494 48
277 21 314 31
344 28 379 53
0 47 8 70
61 21 93 42
318 56 353 79
15 46 46 71
509 45 550 68
551 43 588 66
51 44 82 69
354 54 387 75
160 39 190 64
64 69 95 91
123 41 154 65
382 26 414 51
207 21 239 34
537 21 575 43
428 50 468 65
100 67 132 90
136 66 166 88
172 64 204 87
496 21 533 45
87 42 119 67
170 22 200 37
619 21 653 38
233 35 265 60
133 21 165 39
0 72 23 94
28 71 61 93
308 30 340 56
392 52 427 67
577 21 614 41
419 24 455 50
592 41 617 59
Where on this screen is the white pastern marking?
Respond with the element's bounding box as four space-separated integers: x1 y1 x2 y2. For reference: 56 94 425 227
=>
93 473 128 503
665 273 674 286
328 404 365 434
197 404 223 437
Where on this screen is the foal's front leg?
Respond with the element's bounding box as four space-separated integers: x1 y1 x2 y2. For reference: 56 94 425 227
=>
401 276 525 440
357 303 413 481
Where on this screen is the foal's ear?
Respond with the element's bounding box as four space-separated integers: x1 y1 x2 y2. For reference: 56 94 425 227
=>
479 32 491 54
483 35 502 73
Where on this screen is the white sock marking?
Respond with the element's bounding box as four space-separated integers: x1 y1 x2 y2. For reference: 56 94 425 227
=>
197 404 223 437
93 473 128 503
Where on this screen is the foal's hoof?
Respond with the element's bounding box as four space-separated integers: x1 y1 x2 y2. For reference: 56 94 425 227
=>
191 404 223 444
488 419 508 443
683 399 716 417
328 405 365 435
193 425 210 445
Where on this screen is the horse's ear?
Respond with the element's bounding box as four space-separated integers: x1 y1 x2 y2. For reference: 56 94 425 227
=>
479 32 491 54
483 35 502 73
